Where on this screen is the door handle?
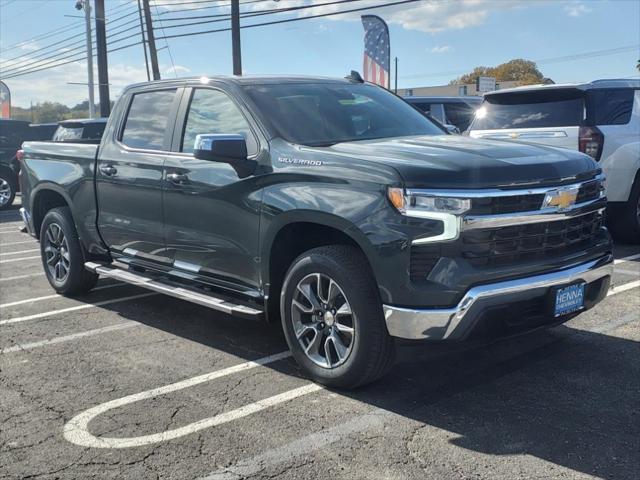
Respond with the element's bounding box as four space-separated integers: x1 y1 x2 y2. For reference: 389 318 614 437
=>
99 165 117 176
166 172 189 184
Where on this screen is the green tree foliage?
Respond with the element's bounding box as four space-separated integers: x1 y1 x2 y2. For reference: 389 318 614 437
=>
450 59 545 86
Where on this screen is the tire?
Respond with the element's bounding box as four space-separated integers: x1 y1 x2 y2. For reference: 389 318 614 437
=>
280 245 395 389
0 167 17 210
608 178 640 244
40 207 98 295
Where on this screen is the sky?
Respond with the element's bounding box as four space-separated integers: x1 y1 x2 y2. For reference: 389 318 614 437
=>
0 0 639 108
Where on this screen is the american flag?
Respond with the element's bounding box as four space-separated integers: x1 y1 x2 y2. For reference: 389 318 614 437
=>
361 15 390 88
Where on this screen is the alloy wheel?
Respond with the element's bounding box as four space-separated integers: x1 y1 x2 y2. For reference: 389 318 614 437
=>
291 273 355 369
0 178 11 207
44 223 71 282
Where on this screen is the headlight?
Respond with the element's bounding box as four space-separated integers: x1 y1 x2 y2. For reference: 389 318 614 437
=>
387 187 470 243
387 188 471 216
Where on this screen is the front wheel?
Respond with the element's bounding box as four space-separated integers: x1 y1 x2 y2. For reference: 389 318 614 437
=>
280 245 395 389
40 207 98 295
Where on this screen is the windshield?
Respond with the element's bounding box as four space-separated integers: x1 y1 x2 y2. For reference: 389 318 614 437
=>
471 89 585 130
243 82 443 146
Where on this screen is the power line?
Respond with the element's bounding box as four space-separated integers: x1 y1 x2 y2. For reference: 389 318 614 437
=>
151 1 177 78
154 0 270 15
156 0 423 41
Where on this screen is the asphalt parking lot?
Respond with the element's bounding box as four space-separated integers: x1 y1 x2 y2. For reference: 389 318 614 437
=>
0 198 638 480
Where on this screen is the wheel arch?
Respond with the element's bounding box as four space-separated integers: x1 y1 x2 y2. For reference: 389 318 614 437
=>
31 184 73 239
262 212 376 322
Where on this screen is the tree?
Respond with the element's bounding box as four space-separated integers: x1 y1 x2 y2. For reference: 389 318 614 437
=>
30 102 70 123
450 59 546 86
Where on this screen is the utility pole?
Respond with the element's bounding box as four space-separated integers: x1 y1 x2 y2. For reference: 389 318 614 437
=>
231 0 242 75
76 0 96 118
137 0 150 81
394 57 398 94
142 0 160 80
94 0 110 117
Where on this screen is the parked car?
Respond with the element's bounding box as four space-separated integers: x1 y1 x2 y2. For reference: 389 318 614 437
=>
29 122 59 141
0 119 31 209
468 79 640 243
405 96 482 132
20 75 613 388
52 118 107 144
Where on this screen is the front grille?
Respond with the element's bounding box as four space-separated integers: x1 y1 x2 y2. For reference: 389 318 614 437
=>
576 179 601 204
470 194 545 215
410 247 440 282
461 211 604 267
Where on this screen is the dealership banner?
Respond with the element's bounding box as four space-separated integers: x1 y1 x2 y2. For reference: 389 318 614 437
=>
0 81 10 118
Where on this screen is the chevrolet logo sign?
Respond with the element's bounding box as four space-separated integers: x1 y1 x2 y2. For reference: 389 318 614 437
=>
543 187 580 211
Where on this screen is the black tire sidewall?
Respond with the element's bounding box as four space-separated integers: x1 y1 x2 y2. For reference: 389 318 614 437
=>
280 246 392 388
0 167 17 210
40 207 95 294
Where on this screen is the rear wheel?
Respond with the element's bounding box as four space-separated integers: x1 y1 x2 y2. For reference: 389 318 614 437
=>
0 167 17 210
280 245 395 389
608 178 640 244
40 207 98 295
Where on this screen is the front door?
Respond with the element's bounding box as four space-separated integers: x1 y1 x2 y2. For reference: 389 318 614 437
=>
162 87 263 291
96 88 180 264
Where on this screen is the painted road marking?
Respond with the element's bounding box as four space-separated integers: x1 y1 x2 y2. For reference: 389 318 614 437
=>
0 272 43 282
63 351 324 449
0 248 39 256
607 280 640 297
615 268 640 277
0 292 156 326
0 240 37 246
0 282 124 308
0 255 41 264
0 322 138 354
614 253 640 264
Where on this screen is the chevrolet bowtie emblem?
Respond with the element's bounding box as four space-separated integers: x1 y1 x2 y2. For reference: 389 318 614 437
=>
543 187 579 211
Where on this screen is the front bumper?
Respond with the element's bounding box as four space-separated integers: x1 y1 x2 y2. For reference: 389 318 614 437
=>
383 254 613 341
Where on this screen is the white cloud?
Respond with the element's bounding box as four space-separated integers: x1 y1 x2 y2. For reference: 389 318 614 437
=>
564 1 593 17
292 0 537 33
429 45 454 53
165 64 191 75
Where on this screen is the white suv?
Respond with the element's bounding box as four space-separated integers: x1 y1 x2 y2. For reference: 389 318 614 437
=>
469 79 640 243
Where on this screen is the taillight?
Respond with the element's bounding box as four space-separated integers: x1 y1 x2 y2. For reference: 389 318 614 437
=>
16 149 24 163
579 126 604 161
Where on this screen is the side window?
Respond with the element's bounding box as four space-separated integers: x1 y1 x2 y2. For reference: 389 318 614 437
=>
181 88 257 155
588 89 634 126
121 89 176 150
414 102 431 114
444 103 476 131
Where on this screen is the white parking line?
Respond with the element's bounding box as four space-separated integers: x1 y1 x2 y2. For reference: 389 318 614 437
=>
0 322 138 354
614 253 640 264
0 229 24 234
0 292 156 326
0 283 124 309
63 351 322 449
0 240 36 246
0 255 40 264
607 280 640 297
615 268 640 277
0 248 39 256
0 272 42 282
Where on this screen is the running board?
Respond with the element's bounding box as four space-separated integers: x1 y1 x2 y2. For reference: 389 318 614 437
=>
85 262 263 319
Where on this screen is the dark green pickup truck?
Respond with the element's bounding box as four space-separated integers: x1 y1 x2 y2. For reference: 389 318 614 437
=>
19 76 613 388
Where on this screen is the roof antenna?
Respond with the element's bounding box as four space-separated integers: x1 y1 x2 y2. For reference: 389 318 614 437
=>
345 70 364 83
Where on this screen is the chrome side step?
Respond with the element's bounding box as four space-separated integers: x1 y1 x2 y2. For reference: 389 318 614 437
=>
85 262 263 319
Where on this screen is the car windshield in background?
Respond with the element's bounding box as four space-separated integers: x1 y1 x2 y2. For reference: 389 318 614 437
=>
243 83 443 146
472 89 585 130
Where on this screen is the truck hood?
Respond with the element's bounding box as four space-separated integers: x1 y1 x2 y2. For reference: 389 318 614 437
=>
309 135 600 189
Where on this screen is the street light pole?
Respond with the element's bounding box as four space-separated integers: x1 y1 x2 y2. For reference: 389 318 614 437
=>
76 0 96 118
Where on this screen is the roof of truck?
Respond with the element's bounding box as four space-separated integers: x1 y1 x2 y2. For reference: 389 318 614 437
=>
485 78 640 96
125 75 363 91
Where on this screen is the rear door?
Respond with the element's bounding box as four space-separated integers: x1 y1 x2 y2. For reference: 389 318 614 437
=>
162 86 263 291
469 88 585 150
96 87 182 264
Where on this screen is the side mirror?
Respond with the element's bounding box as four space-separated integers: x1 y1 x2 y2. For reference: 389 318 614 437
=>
445 124 460 135
194 134 248 163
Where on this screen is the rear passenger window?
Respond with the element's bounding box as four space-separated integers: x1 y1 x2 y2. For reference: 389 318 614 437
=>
181 88 257 155
121 89 176 150
587 89 635 125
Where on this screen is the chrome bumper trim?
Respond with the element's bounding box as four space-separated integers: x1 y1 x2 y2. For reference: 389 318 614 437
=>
383 255 613 341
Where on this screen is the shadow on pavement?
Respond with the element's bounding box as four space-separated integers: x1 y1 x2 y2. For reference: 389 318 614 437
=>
95 292 639 479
